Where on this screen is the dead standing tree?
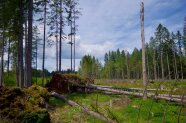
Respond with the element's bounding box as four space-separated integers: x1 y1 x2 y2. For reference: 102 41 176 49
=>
140 1 147 99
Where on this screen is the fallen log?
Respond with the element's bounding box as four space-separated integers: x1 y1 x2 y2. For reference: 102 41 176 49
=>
51 91 114 123
91 84 172 92
72 84 185 103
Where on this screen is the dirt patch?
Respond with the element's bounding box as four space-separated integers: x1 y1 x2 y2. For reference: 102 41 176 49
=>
112 95 131 108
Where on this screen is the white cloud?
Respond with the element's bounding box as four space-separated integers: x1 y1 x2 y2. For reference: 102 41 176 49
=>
35 0 186 71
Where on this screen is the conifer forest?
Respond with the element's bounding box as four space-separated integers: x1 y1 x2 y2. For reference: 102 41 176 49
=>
0 0 186 123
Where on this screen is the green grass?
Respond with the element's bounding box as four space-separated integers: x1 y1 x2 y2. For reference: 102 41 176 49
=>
32 77 51 86
3 73 51 87
48 92 186 123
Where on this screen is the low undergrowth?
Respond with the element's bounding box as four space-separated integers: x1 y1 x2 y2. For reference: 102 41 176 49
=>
48 92 186 123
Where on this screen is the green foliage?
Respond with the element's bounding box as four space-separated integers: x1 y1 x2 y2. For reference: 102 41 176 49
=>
22 111 50 123
79 55 102 79
79 23 186 80
4 72 17 87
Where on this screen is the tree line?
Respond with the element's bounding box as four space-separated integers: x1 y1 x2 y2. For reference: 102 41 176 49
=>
0 0 80 88
79 22 186 80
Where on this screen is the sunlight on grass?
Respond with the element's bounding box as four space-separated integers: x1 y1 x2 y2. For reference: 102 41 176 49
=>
48 92 186 123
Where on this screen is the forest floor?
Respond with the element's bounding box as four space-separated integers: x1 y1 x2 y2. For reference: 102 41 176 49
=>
48 80 186 123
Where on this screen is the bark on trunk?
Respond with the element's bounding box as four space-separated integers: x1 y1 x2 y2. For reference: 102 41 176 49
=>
27 0 33 87
153 48 157 80
73 5 76 72
24 20 28 87
82 84 185 103
55 6 59 71
160 45 164 79
173 45 178 79
42 0 47 86
7 39 10 75
140 2 147 99
166 52 171 80
0 26 5 86
59 0 62 72
125 51 129 79
18 0 24 88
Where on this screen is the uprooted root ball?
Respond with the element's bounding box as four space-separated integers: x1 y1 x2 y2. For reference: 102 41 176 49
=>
46 73 94 93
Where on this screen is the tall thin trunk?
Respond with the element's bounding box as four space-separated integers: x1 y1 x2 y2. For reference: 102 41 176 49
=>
146 53 150 79
153 48 157 80
24 20 28 87
157 60 160 80
35 34 38 84
59 0 62 72
166 52 171 80
0 26 5 86
27 0 33 87
56 31 59 71
125 52 129 79
7 39 10 75
73 4 76 72
42 0 47 86
179 56 183 80
55 9 59 71
140 2 147 99
160 46 164 80
173 45 178 79
70 19 73 72
18 0 24 88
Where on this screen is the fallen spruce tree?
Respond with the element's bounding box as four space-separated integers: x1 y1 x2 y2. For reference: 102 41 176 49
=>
46 73 185 103
46 73 94 93
79 84 186 103
0 85 51 123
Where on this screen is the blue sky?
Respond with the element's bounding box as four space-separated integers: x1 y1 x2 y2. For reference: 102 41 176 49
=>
38 0 186 72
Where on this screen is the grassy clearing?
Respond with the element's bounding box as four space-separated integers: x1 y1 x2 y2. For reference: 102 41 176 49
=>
48 92 186 123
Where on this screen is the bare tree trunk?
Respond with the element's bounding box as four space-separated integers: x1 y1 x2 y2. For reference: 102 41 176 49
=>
42 0 47 86
35 33 38 84
125 51 129 79
173 46 178 79
140 2 147 99
7 39 10 75
70 20 73 72
153 48 157 80
157 60 160 80
27 0 33 87
18 0 24 88
59 0 62 72
160 45 164 80
74 84 185 103
55 1 59 71
73 5 76 72
55 16 58 71
24 20 28 87
146 53 150 79
166 52 171 80
179 57 183 80
0 26 5 86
